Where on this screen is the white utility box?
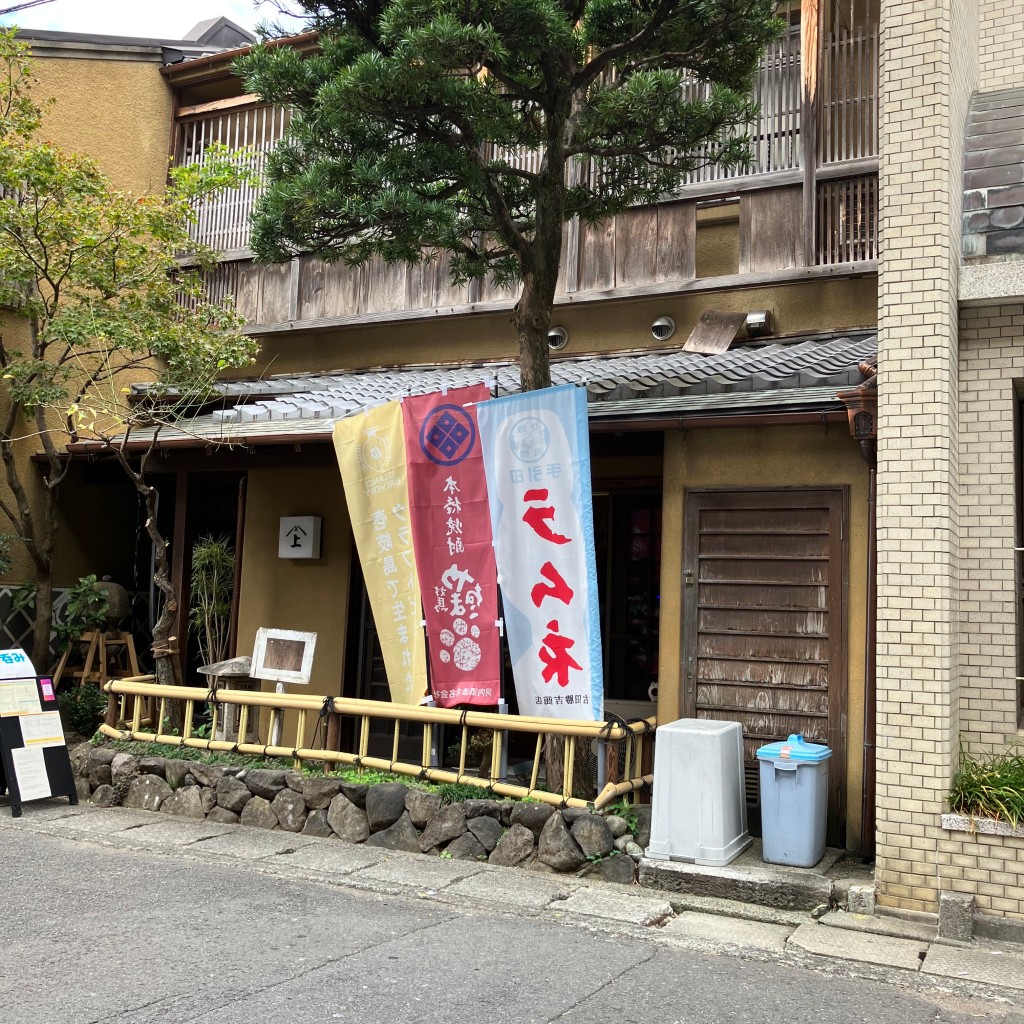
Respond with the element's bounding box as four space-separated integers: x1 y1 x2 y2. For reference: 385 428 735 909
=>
645 718 752 867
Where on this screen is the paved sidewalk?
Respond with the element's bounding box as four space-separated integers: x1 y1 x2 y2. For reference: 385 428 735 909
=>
4 800 1024 1003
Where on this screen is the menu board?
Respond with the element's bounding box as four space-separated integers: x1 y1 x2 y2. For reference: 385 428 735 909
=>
0 649 76 816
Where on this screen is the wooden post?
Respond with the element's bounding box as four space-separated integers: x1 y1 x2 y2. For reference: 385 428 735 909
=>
801 0 822 265
170 471 190 688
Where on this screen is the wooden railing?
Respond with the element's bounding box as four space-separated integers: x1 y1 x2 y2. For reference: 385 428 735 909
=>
174 24 877 251
819 25 879 165
101 676 656 810
817 173 877 264
175 100 289 254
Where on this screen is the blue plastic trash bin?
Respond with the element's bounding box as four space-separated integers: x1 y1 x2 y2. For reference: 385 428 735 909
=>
755 734 831 867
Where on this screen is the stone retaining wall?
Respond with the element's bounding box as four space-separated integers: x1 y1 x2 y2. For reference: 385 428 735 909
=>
71 744 650 884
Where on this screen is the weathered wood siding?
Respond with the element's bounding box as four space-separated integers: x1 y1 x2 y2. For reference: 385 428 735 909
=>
682 488 847 846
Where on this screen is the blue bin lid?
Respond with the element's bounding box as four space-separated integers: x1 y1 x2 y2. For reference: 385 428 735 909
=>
755 734 832 763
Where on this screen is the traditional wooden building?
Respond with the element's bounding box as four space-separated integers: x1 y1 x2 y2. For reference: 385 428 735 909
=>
13 1 1024 928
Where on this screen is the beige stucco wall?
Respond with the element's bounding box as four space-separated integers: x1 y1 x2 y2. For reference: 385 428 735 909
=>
0 52 174 589
248 276 878 380
31 55 172 193
875 0 978 915
236 467 352 748
658 424 869 849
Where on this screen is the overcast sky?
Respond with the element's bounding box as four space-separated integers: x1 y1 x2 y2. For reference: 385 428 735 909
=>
0 1 307 40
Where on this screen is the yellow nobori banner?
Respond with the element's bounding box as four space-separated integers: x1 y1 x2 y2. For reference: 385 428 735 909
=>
333 402 428 705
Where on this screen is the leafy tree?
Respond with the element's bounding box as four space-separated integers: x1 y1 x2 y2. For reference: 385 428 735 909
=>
0 29 257 671
238 0 783 389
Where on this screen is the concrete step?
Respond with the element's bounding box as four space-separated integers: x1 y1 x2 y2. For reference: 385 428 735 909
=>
818 909 937 943
661 890 811 928
639 853 833 911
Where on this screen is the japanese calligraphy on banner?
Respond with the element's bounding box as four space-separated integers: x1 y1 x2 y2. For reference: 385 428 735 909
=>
333 402 428 705
402 386 500 707
477 384 603 720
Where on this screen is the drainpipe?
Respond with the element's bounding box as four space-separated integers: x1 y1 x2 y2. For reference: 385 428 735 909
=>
859 439 877 862
838 366 878 861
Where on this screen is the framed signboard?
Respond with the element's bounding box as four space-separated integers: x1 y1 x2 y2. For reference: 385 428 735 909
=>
251 628 317 685
0 650 76 817
0 712 77 816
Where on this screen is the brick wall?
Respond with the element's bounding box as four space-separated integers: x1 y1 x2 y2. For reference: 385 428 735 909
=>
979 0 1024 92
959 303 1022 751
939 826 1024 917
875 0 977 915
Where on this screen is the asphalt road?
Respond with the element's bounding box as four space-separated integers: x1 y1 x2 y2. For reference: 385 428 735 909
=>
1 828 1022 1024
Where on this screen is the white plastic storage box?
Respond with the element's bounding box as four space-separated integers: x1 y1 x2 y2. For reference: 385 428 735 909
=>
646 718 752 867
756 734 831 868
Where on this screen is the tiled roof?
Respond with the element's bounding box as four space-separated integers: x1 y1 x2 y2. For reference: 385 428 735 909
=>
963 87 1024 259
122 331 876 446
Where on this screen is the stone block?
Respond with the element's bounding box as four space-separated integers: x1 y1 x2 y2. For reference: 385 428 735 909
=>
847 884 876 916
938 891 975 943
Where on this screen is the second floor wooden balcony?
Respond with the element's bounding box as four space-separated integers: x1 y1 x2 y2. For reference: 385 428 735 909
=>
174 6 878 333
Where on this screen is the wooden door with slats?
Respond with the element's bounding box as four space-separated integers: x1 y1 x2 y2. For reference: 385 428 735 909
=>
682 489 847 847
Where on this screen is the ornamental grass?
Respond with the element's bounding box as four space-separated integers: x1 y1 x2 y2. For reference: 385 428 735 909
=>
948 748 1024 828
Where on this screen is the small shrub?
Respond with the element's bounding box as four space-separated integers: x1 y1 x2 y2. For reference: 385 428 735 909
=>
438 781 484 805
949 747 1024 827
54 575 108 650
59 684 108 736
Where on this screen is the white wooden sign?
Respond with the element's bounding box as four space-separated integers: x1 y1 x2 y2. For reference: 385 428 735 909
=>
251 628 317 685
278 517 322 559
0 647 34 680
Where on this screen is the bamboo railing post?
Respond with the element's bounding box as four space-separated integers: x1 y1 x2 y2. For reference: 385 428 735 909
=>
102 678 656 808
294 709 307 769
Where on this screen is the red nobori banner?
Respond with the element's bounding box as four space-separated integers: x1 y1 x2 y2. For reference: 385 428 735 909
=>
402 386 501 706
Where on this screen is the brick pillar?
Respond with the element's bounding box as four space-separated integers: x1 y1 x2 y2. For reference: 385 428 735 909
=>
874 0 977 913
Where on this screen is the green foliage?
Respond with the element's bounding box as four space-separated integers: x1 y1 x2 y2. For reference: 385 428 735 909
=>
238 1 781 267
446 728 493 770
237 2 782 387
54 574 108 650
58 683 108 736
189 534 235 668
603 800 639 835
10 580 35 615
438 781 485 804
949 747 1024 828
0 29 259 667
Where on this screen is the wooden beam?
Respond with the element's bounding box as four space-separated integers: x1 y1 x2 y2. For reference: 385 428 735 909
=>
241 259 878 337
802 0 822 265
176 93 265 120
170 472 190 685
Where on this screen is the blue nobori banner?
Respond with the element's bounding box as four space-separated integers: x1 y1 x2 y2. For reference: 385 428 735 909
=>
477 384 603 720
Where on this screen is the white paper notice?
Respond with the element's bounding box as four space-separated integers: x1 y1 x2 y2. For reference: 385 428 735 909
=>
0 683 17 716
13 680 38 713
20 712 64 747
11 746 50 800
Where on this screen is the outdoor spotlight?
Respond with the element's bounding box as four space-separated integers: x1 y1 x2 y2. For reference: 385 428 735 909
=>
547 326 569 350
744 310 774 338
651 316 676 342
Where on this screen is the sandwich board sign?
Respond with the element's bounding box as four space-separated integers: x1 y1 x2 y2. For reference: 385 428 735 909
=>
0 648 77 817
